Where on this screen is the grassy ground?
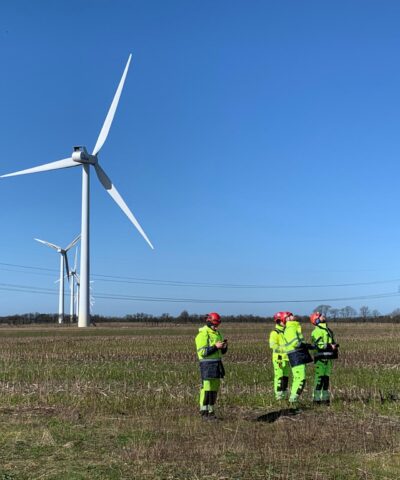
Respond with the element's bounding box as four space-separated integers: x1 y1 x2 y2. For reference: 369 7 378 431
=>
0 322 399 479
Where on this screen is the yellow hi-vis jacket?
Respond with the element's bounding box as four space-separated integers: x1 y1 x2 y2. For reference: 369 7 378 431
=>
282 320 305 353
269 325 289 362
282 320 313 367
195 325 225 360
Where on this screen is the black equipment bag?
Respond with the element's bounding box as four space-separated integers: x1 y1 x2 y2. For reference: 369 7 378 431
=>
288 346 313 367
200 360 225 380
314 347 339 361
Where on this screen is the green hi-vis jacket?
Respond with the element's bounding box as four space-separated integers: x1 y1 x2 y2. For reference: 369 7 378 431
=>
195 325 225 361
311 323 338 361
311 323 335 350
282 320 305 353
269 325 289 362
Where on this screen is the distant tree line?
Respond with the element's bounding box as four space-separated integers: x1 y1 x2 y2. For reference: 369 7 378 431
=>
1 306 400 325
312 304 384 320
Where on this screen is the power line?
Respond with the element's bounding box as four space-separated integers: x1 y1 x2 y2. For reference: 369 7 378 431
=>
1 261 400 289
93 291 400 304
0 262 55 273
0 281 398 304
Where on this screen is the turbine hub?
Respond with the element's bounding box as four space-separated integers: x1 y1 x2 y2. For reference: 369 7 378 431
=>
72 146 97 164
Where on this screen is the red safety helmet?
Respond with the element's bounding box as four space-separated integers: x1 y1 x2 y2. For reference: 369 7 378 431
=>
206 312 221 326
310 311 325 325
273 311 293 325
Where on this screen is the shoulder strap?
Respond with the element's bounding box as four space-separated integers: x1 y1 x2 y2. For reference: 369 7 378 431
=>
326 326 335 343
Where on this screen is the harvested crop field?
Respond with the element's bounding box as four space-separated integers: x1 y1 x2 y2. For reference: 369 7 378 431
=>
0 323 399 479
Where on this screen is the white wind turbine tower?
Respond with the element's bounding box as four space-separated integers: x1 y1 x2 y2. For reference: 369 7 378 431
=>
68 249 92 323
35 235 80 324
72 271 80 321
2 55 154 327
69 247 79 323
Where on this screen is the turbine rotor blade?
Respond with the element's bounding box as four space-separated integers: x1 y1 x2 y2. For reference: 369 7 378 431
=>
65 234 81 252
1 158 78 178
94 162 154 249
34 238 61 251
73 247 78 271
63 252 70 284
92 54 132 156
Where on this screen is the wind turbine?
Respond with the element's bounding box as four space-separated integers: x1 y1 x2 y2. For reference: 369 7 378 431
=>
56 247 80 323
35 235 80 324
1 55 154 327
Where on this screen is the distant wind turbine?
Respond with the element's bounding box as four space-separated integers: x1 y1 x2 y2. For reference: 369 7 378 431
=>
35 235 80 324
2 55 154 327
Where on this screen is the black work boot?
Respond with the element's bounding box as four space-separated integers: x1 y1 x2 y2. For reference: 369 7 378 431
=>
207 412 219 421
200 411 208 419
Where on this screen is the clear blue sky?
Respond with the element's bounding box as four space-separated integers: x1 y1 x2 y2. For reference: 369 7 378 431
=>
1 0 400 317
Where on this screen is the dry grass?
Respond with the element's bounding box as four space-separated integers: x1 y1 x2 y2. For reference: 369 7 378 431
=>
0 323 399 479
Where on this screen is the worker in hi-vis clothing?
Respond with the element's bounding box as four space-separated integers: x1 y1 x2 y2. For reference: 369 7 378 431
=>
269 312 290 400
310 312 339 405
282 312 313 404
195 312 228 420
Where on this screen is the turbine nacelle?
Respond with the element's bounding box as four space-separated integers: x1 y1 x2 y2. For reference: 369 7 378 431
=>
72 146 97 165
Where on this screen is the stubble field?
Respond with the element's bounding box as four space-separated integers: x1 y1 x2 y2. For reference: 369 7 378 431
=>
0 322 399 479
